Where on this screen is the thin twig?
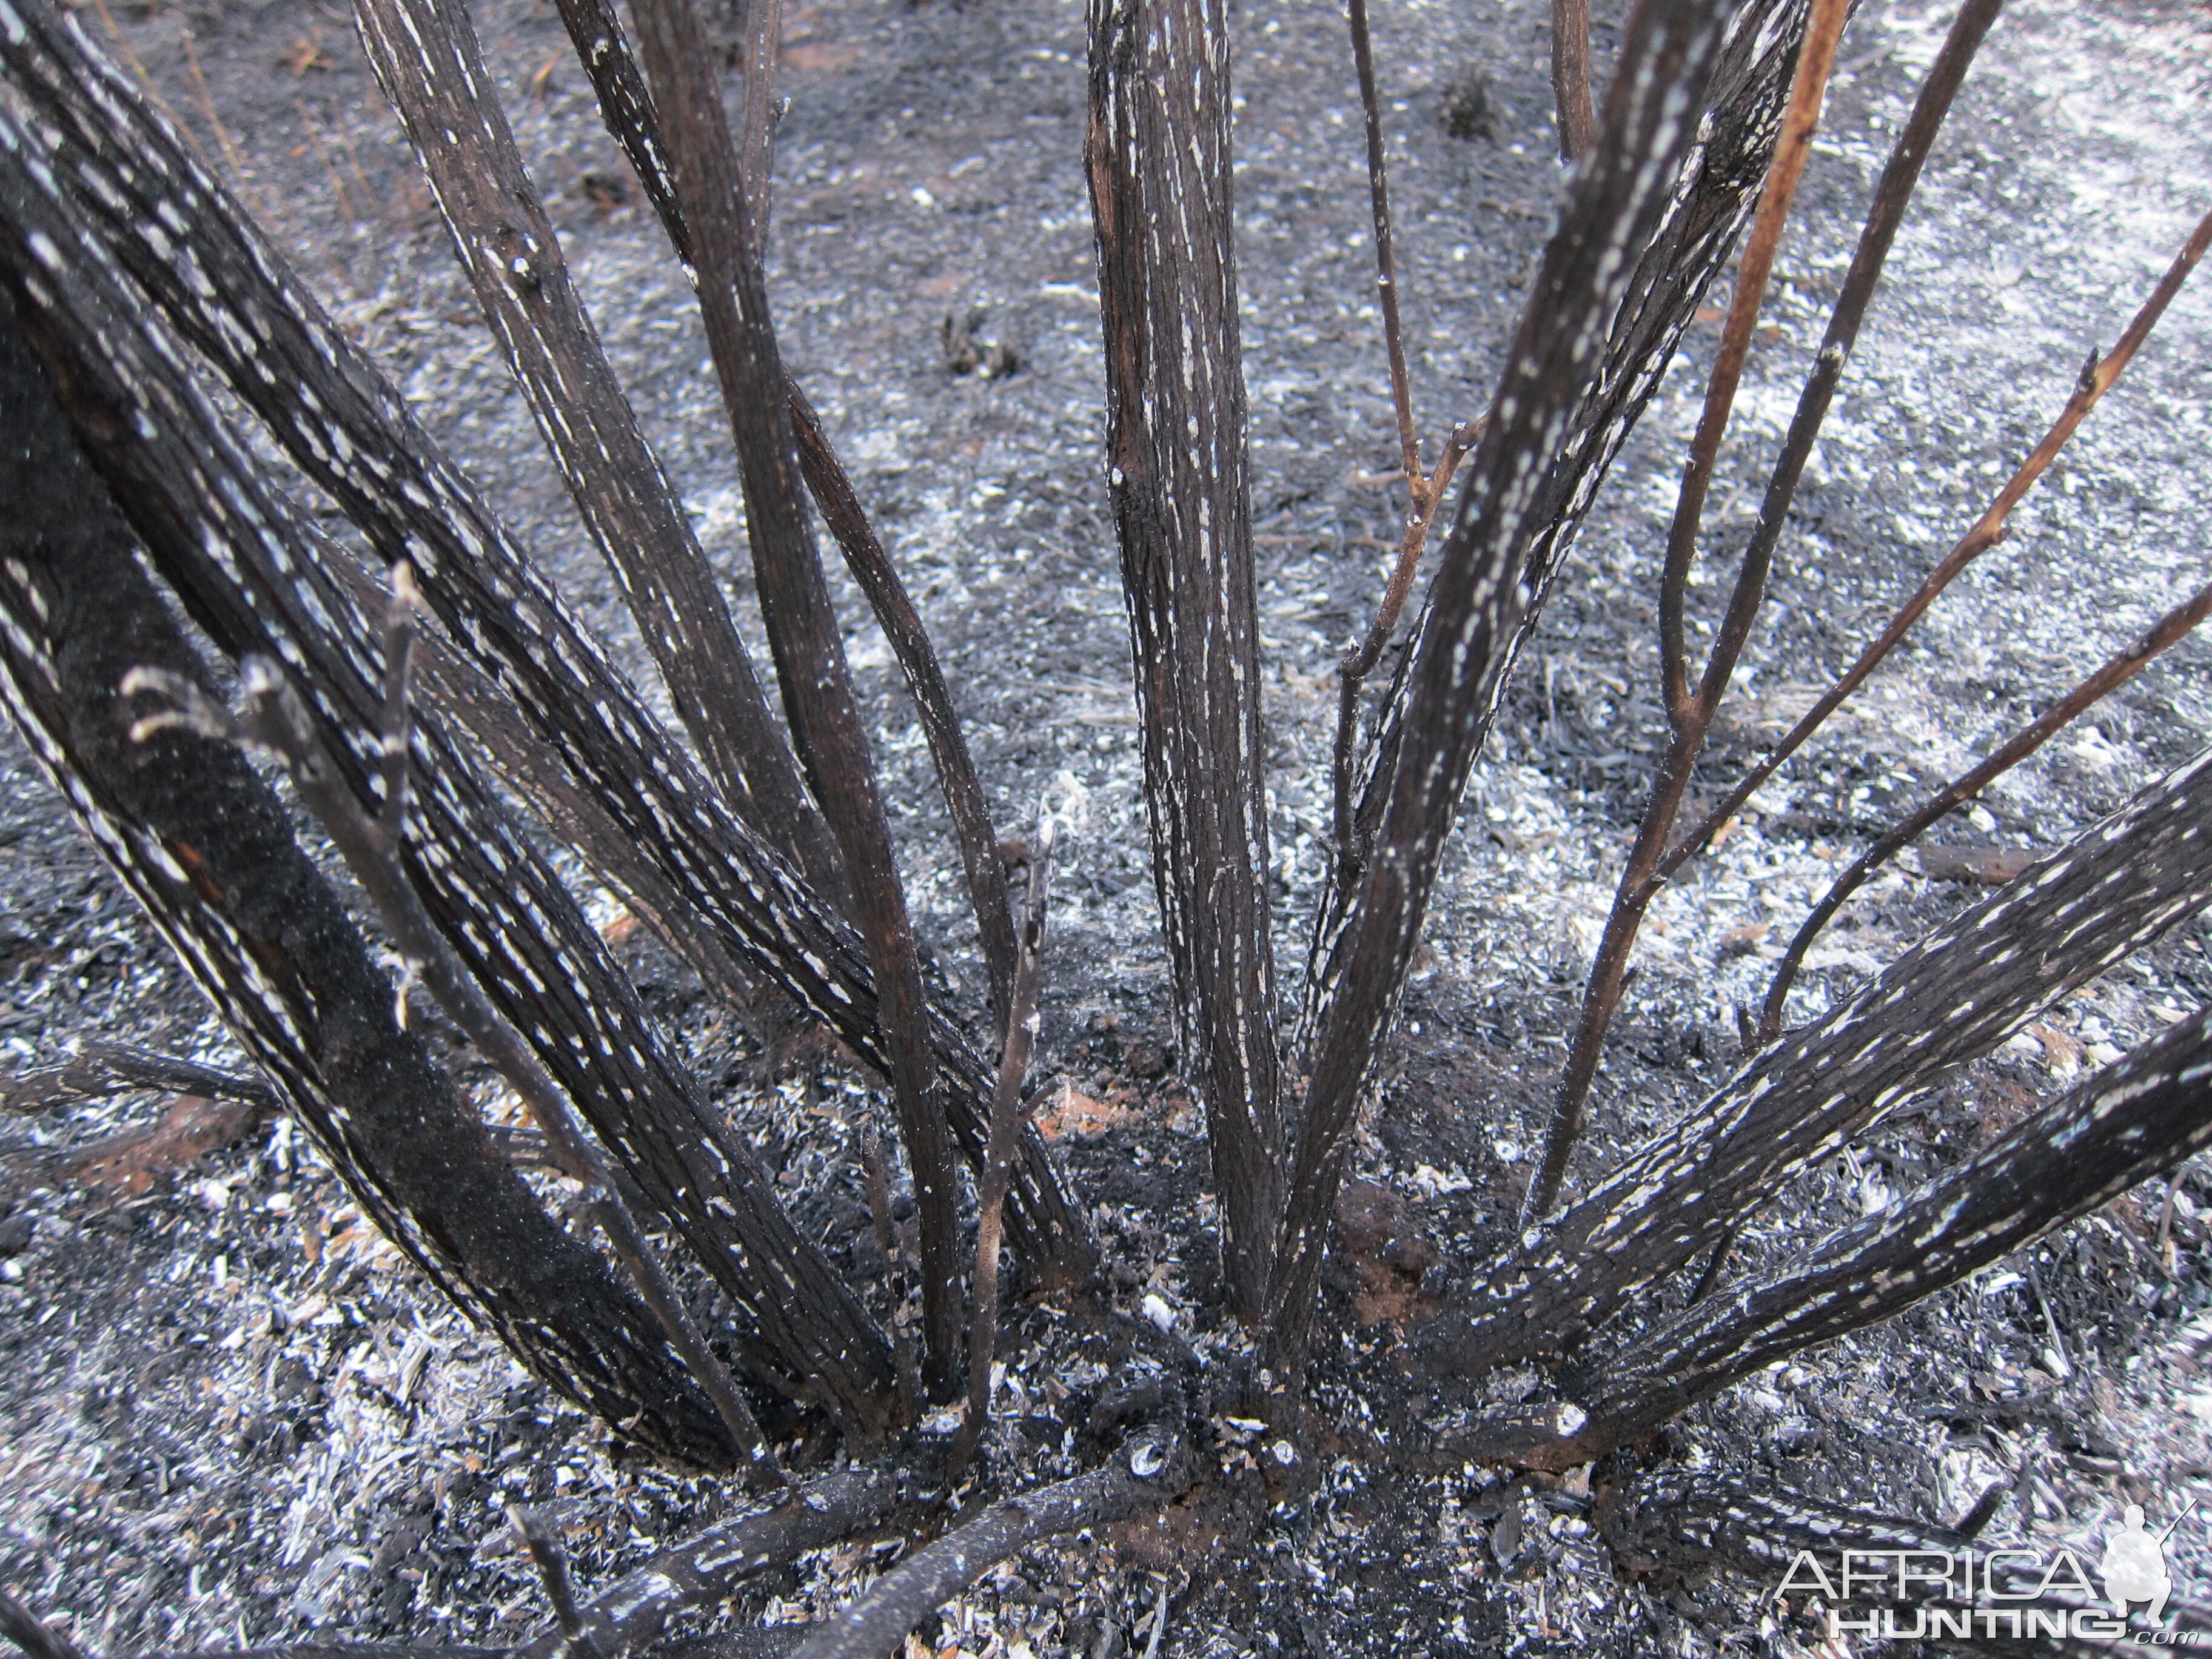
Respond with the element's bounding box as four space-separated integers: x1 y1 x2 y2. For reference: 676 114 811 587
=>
1346 0 1419 498
1660 197 2212 886
1548 0 1597 163
1654 0 1851 732
946 819 1056 1483
124 590 780 1485
1332 415 1486 869
506 1507 589 1643
788 1432 1188 1659
1524 0 1850 1220
0 1042 276 1117
1687 1224 1737 1305
1757 571 2212 1039
178 25 275 232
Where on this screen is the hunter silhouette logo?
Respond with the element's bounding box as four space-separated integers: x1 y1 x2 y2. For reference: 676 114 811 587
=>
1780 1492 2208 1642
2102 1496 2197 1627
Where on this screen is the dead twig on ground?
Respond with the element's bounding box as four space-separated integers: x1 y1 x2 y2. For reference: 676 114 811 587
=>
788 1432 1188 1659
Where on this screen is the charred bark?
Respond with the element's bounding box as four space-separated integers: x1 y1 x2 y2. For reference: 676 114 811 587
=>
537 0 1021 1020
0 292 731 1467
1272 0 1737 1366
1539 1000 2212 1466
0 0 1091 1291
1086 0 1283 1316
347 0 853 914
1433 743 2212 1379
625 0 962 1388
1306 0 1815 999
0 60 900 1432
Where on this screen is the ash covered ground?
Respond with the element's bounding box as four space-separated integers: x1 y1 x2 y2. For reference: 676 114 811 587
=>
2 0 2211 1652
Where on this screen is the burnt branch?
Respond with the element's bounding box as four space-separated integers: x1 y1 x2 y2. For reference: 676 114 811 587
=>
1306 0 1820 993
0 292 732 1466
948 820 1056 1483
1347 0 1419 498
124 648 781 1483
1274 0 1736 1369
1760 569 2212 1039
1088 0 1283 1318
0 1591 91 1659
1661 193 2212 883
0 71 899 1435
506 1509 587 1641
1528 0 1853 1218
7 1473 896 1659
626 0 964 1389
1548 0 1597 163
551 0 1020 1019
788 386 1019 1021
514 1469 900 1659
0 1043 276 1117
0 0 1091 1301
1332 416 1486 871
347 0 853 910
1432 742 2212 1379
1531 1002 2212 1467
787 1432 1190 1659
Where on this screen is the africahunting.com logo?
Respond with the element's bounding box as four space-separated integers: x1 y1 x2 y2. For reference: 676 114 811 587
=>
1774 1496 2202 1644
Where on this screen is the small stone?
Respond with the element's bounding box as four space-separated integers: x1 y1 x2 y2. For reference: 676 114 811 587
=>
0 1213 33 1257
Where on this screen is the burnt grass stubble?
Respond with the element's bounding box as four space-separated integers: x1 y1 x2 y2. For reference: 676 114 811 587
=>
1 0 2210 1652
